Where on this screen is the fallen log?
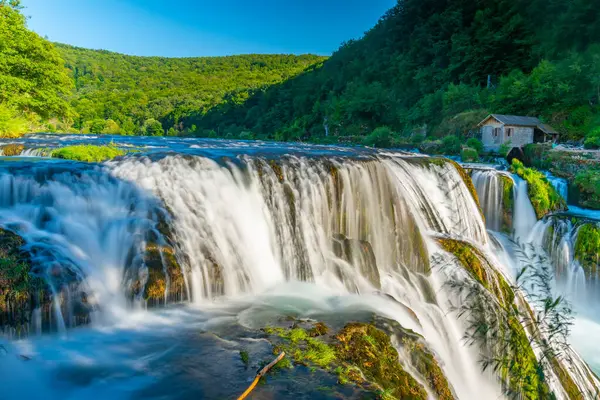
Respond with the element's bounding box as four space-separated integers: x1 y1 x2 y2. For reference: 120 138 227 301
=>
237 351 286 400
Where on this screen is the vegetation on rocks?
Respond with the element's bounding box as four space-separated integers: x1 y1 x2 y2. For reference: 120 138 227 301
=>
574 223 600 277
263 319 454 400
500 174 514 233
0 228 46 330
511 159 567 219
460 147 479 163
0 143 24 156
573 169 600 210
50 144 126 162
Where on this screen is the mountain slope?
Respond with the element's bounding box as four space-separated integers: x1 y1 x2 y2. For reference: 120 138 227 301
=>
184 0 600 142
56 44 326 135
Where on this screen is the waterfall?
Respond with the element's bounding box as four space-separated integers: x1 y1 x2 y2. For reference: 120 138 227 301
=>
513 176 538 241
0 150 597 399
545 171 569 202
471 169 504 231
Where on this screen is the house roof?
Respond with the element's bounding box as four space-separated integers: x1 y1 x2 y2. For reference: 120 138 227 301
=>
478 114 558 134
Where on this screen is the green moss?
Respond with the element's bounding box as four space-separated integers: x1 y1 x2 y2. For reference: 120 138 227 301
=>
263 321 455 399
401 336 454 400
335 322 428 399
51 144 126 162
573 169 600 210
439 238 515 307
511 159 567 219
448 159 484 220
550 358 582 400
142 244 185 301
574 224 600 277
500 174 514 233
239 350 250 367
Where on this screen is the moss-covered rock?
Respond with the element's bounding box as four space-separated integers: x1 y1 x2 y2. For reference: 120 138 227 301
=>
574 223 600 277
511 159 567 219
500 174 514 233
142 244 186 302
0 229 48 331
1 143 24 156
263 319 455 400
438 238 514 308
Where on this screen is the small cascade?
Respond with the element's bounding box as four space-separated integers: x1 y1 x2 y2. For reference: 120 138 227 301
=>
545 171 569 202
531 217 600 313
471 169 513 232
513 176 538 241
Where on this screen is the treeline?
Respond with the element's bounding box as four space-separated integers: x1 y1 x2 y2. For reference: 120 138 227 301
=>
184 0 600 146
0 0 326 137
57 45 326 136
0 0 73 137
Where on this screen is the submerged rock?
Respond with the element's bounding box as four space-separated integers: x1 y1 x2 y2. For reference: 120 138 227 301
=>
0 144 24 156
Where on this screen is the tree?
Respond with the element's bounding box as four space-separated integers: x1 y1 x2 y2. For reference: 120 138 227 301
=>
143 119 164 136
0 1 72 119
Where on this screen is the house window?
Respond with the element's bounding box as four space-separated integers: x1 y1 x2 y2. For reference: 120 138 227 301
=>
493 127 501 137
507 128 513 138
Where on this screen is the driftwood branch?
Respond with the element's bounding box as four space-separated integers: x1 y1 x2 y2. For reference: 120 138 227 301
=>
237 351 286 400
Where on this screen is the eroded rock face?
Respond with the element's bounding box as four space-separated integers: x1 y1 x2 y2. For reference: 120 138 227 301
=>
332 234 380 289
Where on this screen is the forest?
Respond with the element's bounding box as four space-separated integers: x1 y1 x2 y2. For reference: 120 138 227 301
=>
184 0 600 146
1 0 600 146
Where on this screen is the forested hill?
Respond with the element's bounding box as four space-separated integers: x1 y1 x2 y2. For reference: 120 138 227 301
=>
185 0 600 144
55 44 326 135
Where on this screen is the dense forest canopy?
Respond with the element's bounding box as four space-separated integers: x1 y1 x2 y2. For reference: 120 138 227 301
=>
56 45 326 135
0 0 73 137
184 0 600 144
0 0 599 145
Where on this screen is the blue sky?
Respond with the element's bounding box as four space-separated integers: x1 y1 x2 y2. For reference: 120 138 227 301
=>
21 0 396 57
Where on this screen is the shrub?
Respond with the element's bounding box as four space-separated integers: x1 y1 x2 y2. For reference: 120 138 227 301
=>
461 147 479 162
51 144 126 162
363 127 394 148
466 138 484 153
584 127 600 149
499 141 512 157
239 131 255 140
573 170 600 209
440 135 461 155
511 159 567 218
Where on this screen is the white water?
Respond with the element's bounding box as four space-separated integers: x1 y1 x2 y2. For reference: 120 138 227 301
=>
513 176 538 241
545 171 569 202
1 152 597 398
471 169 508 231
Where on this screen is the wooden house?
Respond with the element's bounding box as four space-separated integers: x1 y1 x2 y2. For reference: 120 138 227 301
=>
477 114 558 151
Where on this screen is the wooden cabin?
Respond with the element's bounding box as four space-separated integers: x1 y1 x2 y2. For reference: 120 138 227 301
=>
477 114 558 151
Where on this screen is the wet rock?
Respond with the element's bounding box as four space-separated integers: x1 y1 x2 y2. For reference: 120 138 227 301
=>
1 144 24 156
332 234 380 289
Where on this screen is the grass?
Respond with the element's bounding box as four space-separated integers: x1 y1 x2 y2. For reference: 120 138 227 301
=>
511 159 567 219
50 144 126 162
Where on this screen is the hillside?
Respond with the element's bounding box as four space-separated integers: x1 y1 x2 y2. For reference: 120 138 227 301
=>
184 0 600 144
56 44 326 135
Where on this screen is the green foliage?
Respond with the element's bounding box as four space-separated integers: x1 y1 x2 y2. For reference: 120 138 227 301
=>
574 224 600 276
362 126 395 148
56 43 325 136
573 170 600 209
142 119 164 136
461 147 479 162
584 127 600 149
511 159 567 219
500 175 514 233
466 138 484 154
440 135 461 155
50 144 126 162
499 141 512 157
0 1 72 136
181 0 600 144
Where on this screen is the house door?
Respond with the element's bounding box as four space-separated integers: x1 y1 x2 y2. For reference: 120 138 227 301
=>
533 129 545 143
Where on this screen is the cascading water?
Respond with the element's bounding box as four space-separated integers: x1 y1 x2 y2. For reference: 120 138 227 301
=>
471 169 506 231
545 171 569 202
0 137 598 399
513 176 538 241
